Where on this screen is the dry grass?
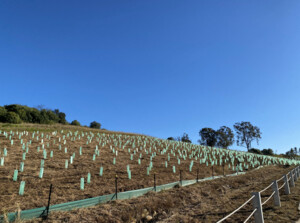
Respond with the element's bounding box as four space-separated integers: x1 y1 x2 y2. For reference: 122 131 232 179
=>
0 125 241 214
23 165 300 223
0 124 297 223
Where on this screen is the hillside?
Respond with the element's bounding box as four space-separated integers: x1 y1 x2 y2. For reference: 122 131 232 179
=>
0 123 299 222
27 165 300 223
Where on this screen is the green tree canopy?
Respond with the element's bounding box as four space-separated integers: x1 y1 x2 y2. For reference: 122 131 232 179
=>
4 112 22 124
216 126 234 149
90 121 101 129
71 120 81 126
181 132 192 143
0 104 72 125
199 128 217 147
234 121 262 151
261 148 274 156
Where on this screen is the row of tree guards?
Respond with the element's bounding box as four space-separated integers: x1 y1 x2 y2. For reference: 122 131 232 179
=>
1 129 300 198
23 164 231 197
24 167 211 219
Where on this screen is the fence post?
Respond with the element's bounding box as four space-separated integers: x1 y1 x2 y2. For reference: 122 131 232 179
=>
294 169 298 181
272 181 280 207
252 192 264 223
115 175 118 200
284 174 290 195
196 169 199 183
290 171 295 187
180 170 182 186
46 184 52 218
154 173 156 192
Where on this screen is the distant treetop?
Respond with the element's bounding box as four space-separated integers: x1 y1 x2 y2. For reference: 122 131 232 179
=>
0 104 68 124
90 121 101 129
0 104 101 130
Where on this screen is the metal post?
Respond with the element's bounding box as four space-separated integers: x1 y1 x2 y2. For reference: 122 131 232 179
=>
284 174 290 195
223 163 225 176
196 169 199 183
46 184 53 219
212 166 214 179
290 171 295 187
252 192 264 223
154 173 156 192
180 170 182 186
272 181 280 207
115 175 118 200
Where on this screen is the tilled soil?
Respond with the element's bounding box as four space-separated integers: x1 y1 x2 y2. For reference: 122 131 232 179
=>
25 165 300 223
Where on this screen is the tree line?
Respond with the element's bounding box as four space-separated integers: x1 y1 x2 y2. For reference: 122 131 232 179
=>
0 104 101 129
168 121 262 151
168 122 300 159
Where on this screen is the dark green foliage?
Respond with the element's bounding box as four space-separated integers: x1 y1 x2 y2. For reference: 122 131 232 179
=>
181 133 192 143
199 126 234 148
216 126 234 149
249 148 262 154
234 121 262 151
90 121 101 129
167 137 175 140
53 109 67 124
0 106 7 122
71 120 81 126
261 148 274 156
3 112 22 124
0 104 72 125
199 128 217 147
286 148 298 159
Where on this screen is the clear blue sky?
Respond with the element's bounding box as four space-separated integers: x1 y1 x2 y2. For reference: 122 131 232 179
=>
1 0 300 153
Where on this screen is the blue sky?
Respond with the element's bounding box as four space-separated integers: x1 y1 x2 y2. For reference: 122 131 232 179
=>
1 0 300 153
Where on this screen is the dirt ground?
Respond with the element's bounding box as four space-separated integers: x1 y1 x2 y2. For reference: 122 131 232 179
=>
25 165 300 223
0 127 242 214
0 125 296 223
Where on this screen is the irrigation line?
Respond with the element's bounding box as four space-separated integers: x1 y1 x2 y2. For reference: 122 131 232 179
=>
243 208 257 223
259 182 273 193
261 191 275 206
278 182 286 190
216 195 255 223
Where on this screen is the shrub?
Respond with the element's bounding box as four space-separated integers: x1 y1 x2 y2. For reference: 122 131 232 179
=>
71 120 81 126
3 112 22 124
0 106 7 122
90 121 101 129
261 148 274 156
249 148 261 154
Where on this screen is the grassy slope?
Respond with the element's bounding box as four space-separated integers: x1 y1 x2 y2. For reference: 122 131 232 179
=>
25 165 300 223
0 123 148 137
